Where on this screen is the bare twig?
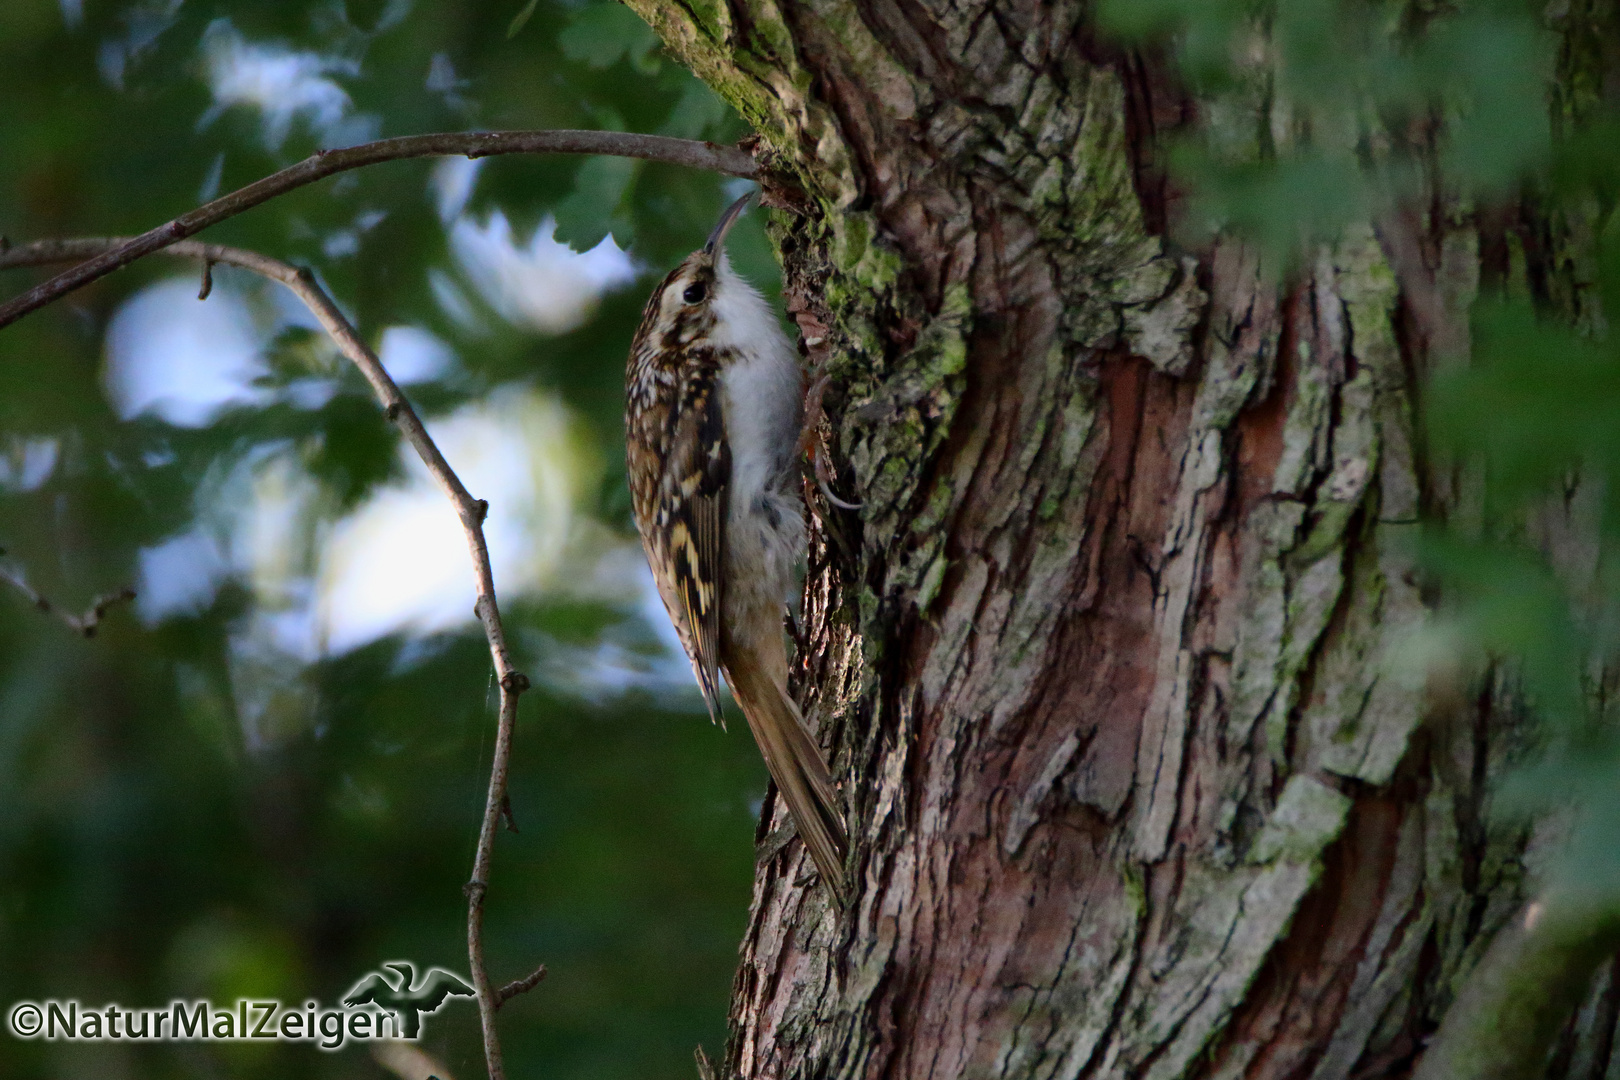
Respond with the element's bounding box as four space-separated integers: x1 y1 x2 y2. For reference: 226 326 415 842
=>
3 236 537 1080
493 962 548 1009
0 550 135 638
0 130 759 331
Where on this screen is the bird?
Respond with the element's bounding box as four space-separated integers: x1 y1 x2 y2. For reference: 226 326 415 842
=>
341 961 475 1038
624 191 850 899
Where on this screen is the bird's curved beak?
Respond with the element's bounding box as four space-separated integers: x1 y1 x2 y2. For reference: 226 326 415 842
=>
704 192 754 255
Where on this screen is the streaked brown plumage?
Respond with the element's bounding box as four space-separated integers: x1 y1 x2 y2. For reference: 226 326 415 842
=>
625 194 849 899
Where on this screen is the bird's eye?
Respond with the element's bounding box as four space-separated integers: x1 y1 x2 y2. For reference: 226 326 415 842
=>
682 282 707 304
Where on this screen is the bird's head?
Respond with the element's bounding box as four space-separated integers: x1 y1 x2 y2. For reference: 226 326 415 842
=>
634 192 762 361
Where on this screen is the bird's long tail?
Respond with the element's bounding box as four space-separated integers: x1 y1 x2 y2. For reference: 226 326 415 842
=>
725 639 849 899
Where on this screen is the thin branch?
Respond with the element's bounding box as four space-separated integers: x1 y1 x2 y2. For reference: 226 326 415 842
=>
0 553 135 638
3 236 538 1080
0 130 758 331
493 962 548 1009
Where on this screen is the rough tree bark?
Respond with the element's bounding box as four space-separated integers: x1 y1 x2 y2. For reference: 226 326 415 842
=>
620 0 1620 1077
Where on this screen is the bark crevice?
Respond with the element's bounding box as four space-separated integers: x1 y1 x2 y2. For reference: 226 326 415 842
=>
620 0 1618 1075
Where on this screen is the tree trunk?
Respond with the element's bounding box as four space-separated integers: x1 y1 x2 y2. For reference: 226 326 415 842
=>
622 0 1618 1076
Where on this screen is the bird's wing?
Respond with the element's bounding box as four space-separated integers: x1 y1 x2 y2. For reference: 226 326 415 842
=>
341 974 388 1007
418 968 476 1001
644 365 730 725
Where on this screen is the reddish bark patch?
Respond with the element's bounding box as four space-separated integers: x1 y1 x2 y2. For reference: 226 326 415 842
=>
1210 789 1407 1079
1233 286 1295 515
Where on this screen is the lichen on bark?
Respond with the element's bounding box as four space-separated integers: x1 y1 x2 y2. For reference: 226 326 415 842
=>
621 0 1617 1076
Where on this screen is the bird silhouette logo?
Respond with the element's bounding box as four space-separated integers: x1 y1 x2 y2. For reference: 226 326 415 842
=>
341 961 475 1039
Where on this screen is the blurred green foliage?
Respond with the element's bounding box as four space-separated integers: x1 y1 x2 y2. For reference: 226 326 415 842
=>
1100 0 1558 262
0 2 785 1078
1100 0 1620 904
1427 236 1620 904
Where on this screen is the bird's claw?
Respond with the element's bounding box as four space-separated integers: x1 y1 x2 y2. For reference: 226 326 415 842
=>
801 368 862 510
815 456 863 510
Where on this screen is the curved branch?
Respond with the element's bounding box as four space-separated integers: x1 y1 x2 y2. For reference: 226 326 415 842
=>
2 236 535 1080
0 551 135 638
0 130 758 331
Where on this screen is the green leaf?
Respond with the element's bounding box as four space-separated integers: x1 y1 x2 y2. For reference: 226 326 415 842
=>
659 79 730 139
559 3 661 71
553 155 640 250
505 0 542 38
